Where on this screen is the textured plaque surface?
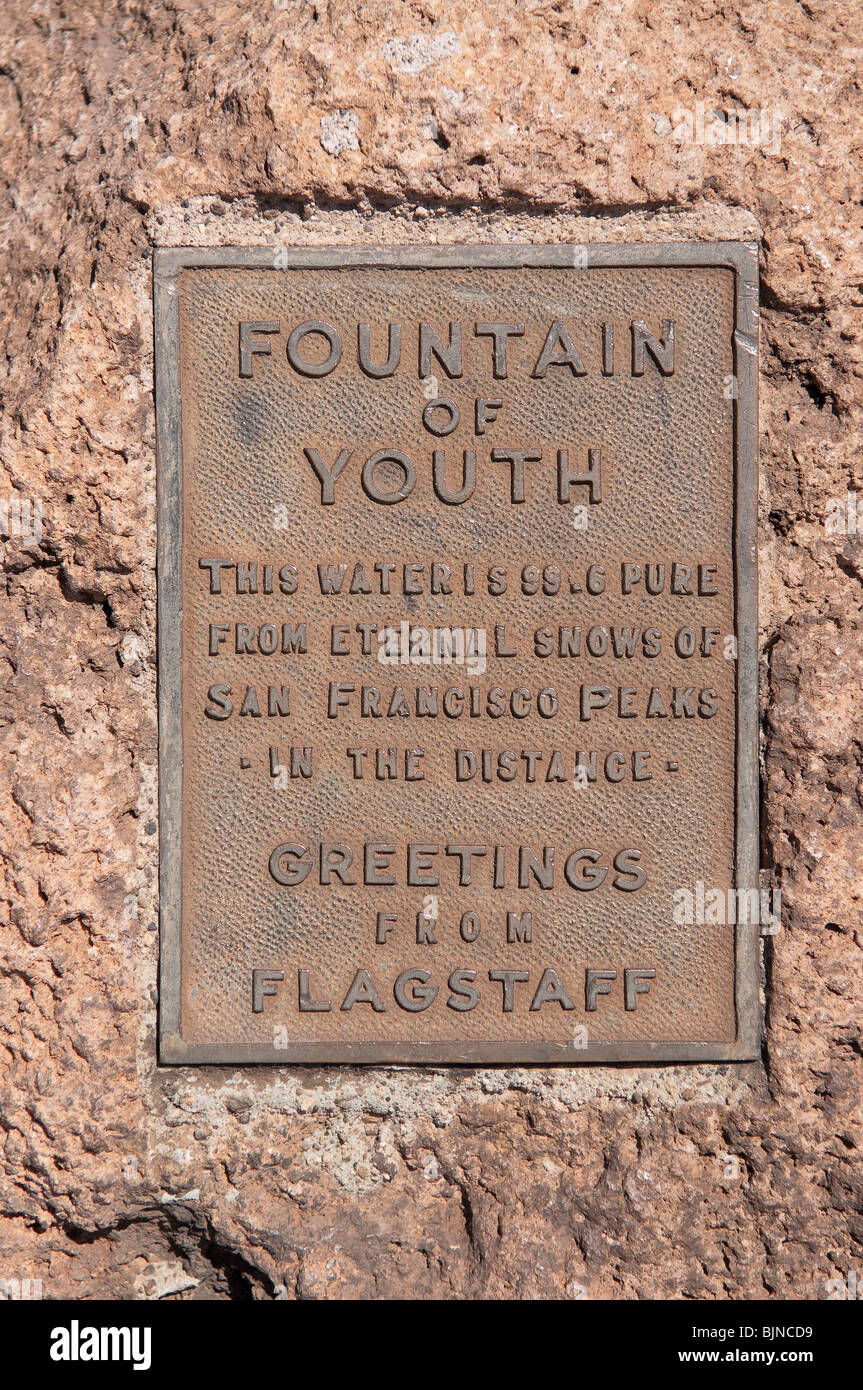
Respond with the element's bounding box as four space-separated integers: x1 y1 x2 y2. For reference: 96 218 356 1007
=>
156 243 759 1064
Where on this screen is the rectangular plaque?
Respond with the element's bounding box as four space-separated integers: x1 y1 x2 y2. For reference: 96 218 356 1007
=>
155 242 759 1064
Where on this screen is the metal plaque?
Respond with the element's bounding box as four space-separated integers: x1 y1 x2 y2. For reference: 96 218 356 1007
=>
155 243 759 1065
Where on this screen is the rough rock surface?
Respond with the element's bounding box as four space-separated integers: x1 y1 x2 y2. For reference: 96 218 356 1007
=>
0 1 861 1300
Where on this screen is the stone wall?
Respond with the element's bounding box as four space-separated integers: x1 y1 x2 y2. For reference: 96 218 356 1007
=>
0 1 860 1299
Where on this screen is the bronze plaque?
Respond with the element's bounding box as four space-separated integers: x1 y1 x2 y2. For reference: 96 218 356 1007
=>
155 243 759 1064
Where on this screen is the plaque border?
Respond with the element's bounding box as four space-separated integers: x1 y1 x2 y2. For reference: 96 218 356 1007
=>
154 241 760 1066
